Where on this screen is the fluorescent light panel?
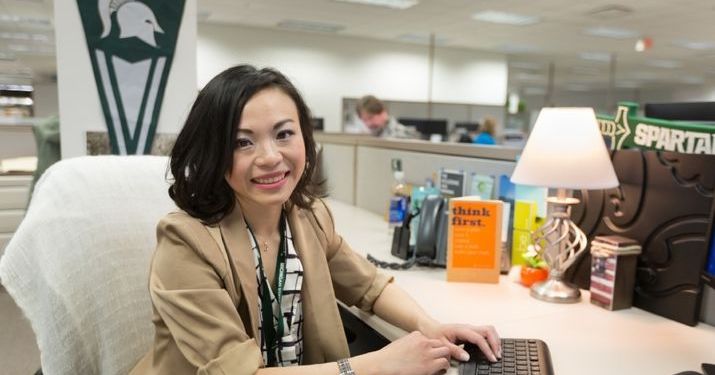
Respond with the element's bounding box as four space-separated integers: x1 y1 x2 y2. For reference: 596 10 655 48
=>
0 32 51 42
277 19 345 33
509 61 543 71
564 84 590 92
396 33 448 45
514 72 544 81
672 39 715 51
472 11 539 26
0 52 16 61
645 59 682 69
0 14 52 27
498 43 540 54
584 26 638 39
0 84 33 91
680 75 704 84
579 52 612 62
335 0 418 9
0 97 34 105
615 81 641 89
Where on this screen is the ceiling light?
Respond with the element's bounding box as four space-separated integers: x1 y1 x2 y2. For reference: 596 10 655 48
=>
646 59 682 69
0 14 52 28
0 32 51 43
7 44 55 55
498 43 540 54
0 97 34 106
615 81 641 89
509 61 543 71
0 52 16 61
631 71 659 80
672 39 715 51
396 33 448 45
571 66 601 75
680 75 704 85
579 52 612 62
584 26 638 39
276 20 345 33
514 72 544 81
565 84 590 92
334 0 419 10
472 11 539 26
0 84 33 92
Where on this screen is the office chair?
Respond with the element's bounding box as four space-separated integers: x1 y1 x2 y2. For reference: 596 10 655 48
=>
0 156 175 375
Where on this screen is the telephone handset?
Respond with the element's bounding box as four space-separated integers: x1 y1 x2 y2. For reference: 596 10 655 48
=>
415 195 444 259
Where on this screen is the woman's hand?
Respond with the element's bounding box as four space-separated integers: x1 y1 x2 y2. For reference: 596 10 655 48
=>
354 331 451 375
419 319 501 363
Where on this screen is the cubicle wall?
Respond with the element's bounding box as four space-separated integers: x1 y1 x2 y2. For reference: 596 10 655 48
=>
316 133 518 215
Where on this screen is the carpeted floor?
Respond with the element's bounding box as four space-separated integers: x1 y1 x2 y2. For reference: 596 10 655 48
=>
0 284 41 375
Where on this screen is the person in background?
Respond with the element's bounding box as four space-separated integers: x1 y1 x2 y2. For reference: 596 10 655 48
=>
131 65 501 375
473 117 497 145
346 95 421 139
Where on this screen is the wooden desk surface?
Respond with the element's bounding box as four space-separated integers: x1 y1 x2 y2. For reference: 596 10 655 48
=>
326 199 715 375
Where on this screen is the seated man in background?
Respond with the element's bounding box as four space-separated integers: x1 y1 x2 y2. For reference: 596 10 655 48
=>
346 95 421 139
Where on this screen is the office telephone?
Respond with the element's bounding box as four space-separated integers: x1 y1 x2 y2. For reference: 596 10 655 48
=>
370 195 447 269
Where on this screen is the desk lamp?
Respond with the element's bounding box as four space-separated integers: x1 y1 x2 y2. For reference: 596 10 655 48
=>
510 107 618 303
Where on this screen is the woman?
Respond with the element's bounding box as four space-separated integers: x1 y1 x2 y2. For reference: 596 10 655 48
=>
131 65 501 375
473 118 497 145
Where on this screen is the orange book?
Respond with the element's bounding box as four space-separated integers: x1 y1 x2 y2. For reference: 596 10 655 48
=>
447 197 503 283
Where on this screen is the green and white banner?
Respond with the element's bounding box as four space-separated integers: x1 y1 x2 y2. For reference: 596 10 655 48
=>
598 102 715 155
77 0 186 154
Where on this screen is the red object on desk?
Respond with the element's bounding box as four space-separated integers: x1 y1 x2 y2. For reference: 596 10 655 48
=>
520 266 548 287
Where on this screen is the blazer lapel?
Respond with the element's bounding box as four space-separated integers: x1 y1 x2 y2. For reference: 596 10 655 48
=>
288 206 340 363
219 205 260 340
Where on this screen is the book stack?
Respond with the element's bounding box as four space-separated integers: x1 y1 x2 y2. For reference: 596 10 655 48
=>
589 235 641 311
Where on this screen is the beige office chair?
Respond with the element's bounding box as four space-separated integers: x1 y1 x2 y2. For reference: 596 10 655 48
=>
0 155 175 375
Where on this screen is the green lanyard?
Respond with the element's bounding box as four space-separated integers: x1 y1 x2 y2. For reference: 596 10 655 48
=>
253 214 288 367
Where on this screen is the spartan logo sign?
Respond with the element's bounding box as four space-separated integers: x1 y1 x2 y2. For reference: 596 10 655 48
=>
77 0 185 154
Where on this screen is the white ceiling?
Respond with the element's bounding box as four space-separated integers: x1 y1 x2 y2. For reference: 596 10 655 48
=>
2 0 715 93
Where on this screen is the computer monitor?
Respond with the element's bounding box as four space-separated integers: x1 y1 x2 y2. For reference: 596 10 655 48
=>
397 117 448 140
644 102 715 122
454 122 480 132
311 117 324 131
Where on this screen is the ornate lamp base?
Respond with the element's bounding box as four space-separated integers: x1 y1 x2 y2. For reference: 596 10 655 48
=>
529 189 588 304
530 278 581 303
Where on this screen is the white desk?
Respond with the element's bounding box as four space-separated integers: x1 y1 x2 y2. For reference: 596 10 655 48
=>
326 199 715 375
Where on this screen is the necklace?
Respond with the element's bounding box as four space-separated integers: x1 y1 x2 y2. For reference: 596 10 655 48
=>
256 235 273 253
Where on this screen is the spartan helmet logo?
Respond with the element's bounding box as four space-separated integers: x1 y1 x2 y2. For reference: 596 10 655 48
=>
77 0 185 155
99 0 164 47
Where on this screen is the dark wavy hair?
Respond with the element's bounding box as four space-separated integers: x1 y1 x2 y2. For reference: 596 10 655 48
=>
168 65 320 224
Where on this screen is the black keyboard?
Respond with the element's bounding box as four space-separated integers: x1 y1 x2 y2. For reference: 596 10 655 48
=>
459 338 554 375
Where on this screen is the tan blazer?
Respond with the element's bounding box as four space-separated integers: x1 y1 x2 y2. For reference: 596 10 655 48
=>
130 199 393 375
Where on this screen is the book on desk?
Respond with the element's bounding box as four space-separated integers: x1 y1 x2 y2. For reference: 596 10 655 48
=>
447 197 503 283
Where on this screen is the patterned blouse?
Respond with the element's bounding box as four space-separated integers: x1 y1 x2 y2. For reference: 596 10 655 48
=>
247 217 304 366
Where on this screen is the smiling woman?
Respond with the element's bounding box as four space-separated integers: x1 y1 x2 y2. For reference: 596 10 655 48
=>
130 65 501 375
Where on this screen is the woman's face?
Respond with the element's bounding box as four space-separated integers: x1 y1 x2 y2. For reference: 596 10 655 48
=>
226 87 306 211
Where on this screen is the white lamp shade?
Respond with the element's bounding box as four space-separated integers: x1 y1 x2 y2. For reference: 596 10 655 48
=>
510 107 619 190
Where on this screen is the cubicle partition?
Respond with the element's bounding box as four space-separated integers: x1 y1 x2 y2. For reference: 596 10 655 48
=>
315 133 519 215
